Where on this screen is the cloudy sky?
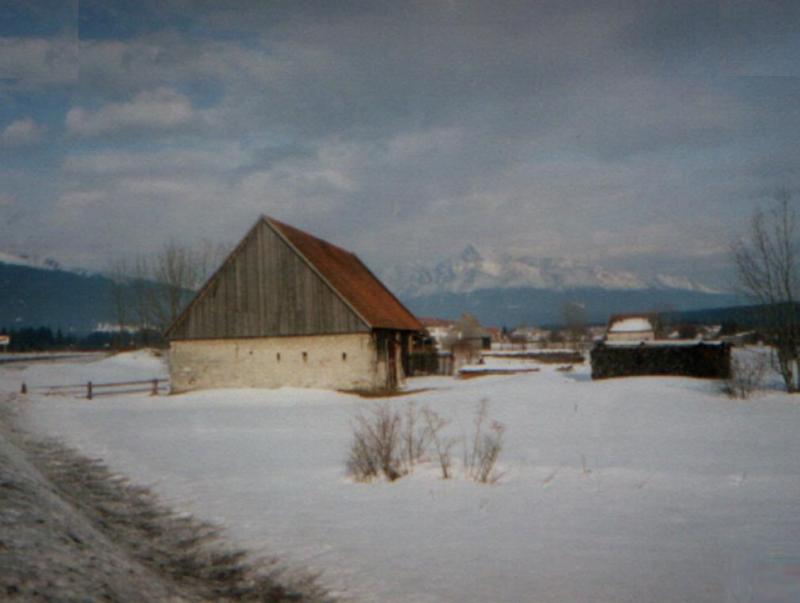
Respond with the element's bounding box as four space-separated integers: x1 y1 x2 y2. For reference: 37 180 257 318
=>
1 0 799 287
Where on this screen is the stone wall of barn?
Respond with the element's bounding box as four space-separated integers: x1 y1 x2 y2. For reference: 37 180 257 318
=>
169 332 399 393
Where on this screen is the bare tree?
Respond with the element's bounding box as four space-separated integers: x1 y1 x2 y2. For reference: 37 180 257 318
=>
734 191 800 392
148 241 202 331
109 240 228 336
562 301 588 351
130 255 153 331
106 258 132 348
441 313 486 348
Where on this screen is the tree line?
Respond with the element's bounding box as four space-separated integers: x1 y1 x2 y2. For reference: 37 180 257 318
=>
2 327 90 352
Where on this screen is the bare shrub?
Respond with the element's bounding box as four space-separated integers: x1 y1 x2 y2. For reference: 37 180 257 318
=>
422 408 455 479
721 352 767 399
463 399 505 484
348 400 506 485
580 453 591 475
402 401 433 472
347 404 404 482
347 426 380 482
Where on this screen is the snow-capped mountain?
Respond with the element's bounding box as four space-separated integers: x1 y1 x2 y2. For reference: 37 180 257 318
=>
0 251 100 278
0 251 63 271
382 245 720 298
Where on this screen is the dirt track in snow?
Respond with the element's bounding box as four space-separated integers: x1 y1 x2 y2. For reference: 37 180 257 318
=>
0 392 331 603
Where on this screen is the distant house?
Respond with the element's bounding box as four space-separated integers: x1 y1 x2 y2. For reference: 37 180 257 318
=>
419 317 456 348
441 313 489 369
511 325 548 344
484 326 505 346
605 314 656 342
165 216 423 393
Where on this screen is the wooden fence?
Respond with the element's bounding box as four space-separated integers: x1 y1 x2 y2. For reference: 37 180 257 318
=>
408 351 454 376
28 378 168 399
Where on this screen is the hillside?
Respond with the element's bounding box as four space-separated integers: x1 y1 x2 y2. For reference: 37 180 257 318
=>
1 248 740 332
1 263 117 333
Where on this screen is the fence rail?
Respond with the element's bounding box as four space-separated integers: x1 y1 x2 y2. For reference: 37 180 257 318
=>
27 378 168 399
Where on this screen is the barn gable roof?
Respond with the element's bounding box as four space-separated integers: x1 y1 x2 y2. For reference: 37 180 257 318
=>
165 216 422 339
265 217 422 332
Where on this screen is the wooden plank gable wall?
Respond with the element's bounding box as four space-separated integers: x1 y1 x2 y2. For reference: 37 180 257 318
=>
169 220 368 340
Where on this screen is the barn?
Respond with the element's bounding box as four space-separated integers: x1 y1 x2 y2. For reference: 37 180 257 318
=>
165 216 424 393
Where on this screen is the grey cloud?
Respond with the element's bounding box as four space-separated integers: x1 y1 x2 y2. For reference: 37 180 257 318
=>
0 34 77 90
7 0 800 285
66 87 198 136
0 117 46 146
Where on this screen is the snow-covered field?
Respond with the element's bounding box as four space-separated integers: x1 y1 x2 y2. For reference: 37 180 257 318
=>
4 351 800 602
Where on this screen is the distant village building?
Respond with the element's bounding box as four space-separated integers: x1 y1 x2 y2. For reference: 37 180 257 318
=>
165 216 423 393
441 313 489 370
720 330 762 347
698 324 723 340
510 325 548 344
605 314 656 342
588 325 607 343
484 326 505 346
419 317 456 348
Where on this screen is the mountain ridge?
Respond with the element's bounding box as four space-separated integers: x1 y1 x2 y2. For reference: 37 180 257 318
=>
381 245 722 298
0 248 739 332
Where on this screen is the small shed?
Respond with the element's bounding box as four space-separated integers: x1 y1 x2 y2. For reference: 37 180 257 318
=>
165 216 423 393
591 340 731 380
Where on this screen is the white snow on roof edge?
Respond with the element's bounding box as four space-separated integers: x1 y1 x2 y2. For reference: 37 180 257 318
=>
608 317 653 333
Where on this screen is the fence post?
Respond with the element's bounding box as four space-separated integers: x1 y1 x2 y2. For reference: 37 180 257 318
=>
151 378 158 396
87 381 92 400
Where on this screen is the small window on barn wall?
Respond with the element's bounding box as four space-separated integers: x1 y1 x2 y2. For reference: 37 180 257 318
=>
342 352 347 361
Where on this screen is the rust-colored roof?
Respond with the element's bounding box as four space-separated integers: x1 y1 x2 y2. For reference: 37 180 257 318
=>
266 217 423 332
